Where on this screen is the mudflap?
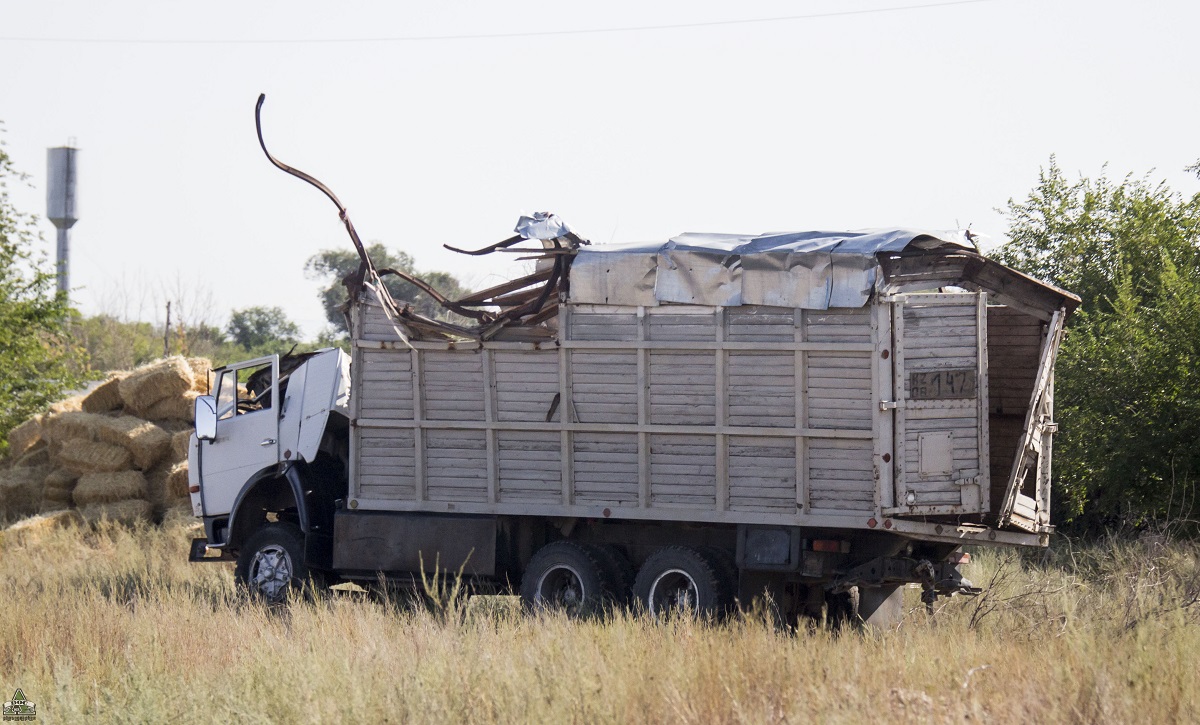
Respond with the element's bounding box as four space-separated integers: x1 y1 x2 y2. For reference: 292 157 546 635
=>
857 585 904 629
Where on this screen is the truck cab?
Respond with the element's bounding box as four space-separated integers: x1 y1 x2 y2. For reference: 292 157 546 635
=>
189 349 351 592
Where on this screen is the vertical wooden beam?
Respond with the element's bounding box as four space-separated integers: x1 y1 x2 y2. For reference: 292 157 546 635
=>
976 292 991 513
559 306 574 506
794 309 808 512
482 347 498 504
348 306 363 503
637 306 650 510
872 301 896 512
1038 369 1054 522
891 298 907 507
411 347 426 502
715 308 728 512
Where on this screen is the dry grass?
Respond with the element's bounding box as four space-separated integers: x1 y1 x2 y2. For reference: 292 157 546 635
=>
0 522 1197 724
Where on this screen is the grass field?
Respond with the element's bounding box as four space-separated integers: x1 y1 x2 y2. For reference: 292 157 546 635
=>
0 517 1197 724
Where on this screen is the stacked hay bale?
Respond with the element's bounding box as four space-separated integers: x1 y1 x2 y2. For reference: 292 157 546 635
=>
0 356 208 526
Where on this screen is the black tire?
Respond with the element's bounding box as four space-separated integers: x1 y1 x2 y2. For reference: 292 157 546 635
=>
633 546 732 619
699 546 739 612
520 541 613 617
590 544 636 606
825 587 860 629
235 522 318 604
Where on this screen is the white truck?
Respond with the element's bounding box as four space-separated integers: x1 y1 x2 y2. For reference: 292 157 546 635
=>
187 97 1079 627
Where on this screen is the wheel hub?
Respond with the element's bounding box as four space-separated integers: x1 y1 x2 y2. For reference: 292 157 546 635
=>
249 544 293 601
535 564 586 614
648 568 699 616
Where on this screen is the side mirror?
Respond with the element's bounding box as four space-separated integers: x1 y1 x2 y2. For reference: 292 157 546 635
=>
194 395 217 441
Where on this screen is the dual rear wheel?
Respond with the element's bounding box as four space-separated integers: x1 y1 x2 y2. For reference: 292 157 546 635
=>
520 542 736 618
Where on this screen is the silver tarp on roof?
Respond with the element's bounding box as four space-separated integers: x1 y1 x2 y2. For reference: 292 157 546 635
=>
568 228 973 309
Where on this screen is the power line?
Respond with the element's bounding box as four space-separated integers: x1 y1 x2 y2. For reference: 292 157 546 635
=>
0 1 990 45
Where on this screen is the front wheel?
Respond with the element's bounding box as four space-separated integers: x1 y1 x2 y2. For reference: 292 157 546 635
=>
235 522 313 604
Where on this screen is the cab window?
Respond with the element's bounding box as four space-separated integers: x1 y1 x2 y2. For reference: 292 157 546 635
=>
215 362 274 420
216 370 237 421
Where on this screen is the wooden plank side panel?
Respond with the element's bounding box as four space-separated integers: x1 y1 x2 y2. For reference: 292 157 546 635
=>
573 432 639 505
650 433 716 509
986 305 1043 417
357 427 416 500
897 295 981 509
728 436 796 512
358 349 415 419
568 310 640 341
497 430 562 503
901 417 981 505
805 308 873 344
648 311 718 341
900 299 979 373
728 351 796 428
570 350 639 424
808 438 874 510
494 350 560 423
806 352 873 430
422 351 485 421
359 302 408 343
424 428 488 503
727 306 796 343
649 351 716 425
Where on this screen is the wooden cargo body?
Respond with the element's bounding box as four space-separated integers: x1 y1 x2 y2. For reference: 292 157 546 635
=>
348 271 1070 546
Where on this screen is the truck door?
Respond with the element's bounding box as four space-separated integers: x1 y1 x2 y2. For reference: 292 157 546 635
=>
887 293 989 516
998 309 1064 532
198 355 280 517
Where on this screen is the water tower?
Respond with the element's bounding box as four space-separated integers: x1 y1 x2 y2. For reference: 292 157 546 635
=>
46 145 79 295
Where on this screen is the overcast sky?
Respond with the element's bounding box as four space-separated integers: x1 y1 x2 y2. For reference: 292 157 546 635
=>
2 0 1197 338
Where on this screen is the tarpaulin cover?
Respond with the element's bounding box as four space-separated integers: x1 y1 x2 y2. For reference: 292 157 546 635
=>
568 228 973 309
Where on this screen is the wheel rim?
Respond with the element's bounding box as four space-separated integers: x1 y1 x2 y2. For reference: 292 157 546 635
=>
534 564 587 615
647 568 699 617
248 544 294 602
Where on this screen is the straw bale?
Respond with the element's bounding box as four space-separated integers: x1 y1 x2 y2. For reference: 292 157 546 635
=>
189 358 214 393
80 499 152 526
42 411 109 444
95 416 170 470
144 462 171 508
0 465 52 520
1 509 84 545
7 415 43 457
81 373 129 414
41 483 73 501
49 395 84 415
166 461 190 500
14 444 50 468
154 418 193 435
73 471 147 506
119 356 195 415
42 468 79 494
162 504 200 527
170 430 193 462
58 441 133 476
39 469 77 513
144 390 200 422
39 493 71 513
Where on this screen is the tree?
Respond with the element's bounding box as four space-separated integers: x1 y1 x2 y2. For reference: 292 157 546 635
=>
226 306 301 353
305 243 468 333
0 130 87 455
995 157 1200 531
